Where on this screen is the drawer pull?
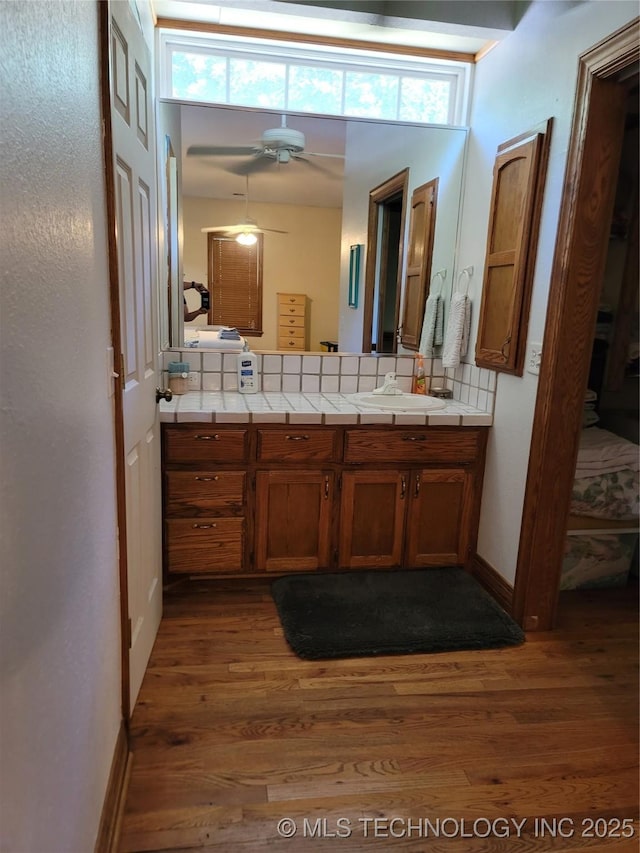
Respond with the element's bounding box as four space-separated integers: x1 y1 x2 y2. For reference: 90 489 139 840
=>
194 475 219 481
289 308 296 313
400 475 406 500
402 435 427 442
192 523 217 529
414 473 421 498
286 435 310 441
194 434 220 441
289 298 296 302
324 475 329 499
288 319 295 324
288 341 296 346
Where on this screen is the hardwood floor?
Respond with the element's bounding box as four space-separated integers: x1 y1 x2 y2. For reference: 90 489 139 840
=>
119 578 639 852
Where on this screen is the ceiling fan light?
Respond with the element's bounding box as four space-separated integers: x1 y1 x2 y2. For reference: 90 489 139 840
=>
237 231 257 246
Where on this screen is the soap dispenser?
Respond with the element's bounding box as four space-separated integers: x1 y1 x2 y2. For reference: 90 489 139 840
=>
237 344 259 394
412 353 427 395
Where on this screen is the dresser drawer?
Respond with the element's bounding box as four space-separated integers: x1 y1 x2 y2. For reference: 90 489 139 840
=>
278 337 305 350
164 427 248 464
344 429 480 464
165 471 246 516
257 429 339 462
279 303 306 318
278 293 306 308
166 518 244 574
278 315 305 329
278 326 305 341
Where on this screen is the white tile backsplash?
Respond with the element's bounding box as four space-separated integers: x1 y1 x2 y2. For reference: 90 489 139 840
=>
162 351 497 415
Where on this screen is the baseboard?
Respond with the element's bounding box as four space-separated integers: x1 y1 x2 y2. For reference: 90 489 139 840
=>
95 722 132 853
471 553 515 616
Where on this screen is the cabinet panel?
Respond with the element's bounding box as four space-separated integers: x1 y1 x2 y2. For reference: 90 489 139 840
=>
406 469 472 567
166 518 244 574
165 471 245 516
339 470 406 568
255 470 333 572
257 429 338 463
345 429 479 464
164 427 248 464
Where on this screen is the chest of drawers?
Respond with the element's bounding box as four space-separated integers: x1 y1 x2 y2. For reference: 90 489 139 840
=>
277 292 309 350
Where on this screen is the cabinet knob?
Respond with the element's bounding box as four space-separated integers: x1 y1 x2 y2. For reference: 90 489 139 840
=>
192 523 217 529
194 475 219 481
194 434 220 441
286 434 310 441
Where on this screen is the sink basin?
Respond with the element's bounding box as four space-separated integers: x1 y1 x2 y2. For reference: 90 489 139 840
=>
349 392 446 411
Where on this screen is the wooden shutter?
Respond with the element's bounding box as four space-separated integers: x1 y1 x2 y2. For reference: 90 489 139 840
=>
400 178 438 350
475 123 551 374
207 234 263 334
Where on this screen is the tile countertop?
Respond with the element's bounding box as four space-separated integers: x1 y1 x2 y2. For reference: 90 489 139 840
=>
159 392 493 427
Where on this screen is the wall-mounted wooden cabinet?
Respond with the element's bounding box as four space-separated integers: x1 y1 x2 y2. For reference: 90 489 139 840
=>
162 423 488 579
475 120 552 375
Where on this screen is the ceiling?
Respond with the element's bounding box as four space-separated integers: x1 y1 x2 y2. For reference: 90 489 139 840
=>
156 0 519 208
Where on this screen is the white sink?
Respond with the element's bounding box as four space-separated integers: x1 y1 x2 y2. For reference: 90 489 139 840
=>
349 392 447 411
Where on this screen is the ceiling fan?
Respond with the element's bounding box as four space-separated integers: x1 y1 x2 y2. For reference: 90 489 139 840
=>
187 115 344 177
200 176 288 244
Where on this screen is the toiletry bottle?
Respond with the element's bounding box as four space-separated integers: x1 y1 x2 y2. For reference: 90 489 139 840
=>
237 345 259 394
412 354 427 395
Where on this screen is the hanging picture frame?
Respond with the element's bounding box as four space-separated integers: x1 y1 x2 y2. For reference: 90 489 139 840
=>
348 244 361 308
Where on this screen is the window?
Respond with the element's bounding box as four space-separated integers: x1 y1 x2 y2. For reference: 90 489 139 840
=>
207 234 263 335
160 33 469 126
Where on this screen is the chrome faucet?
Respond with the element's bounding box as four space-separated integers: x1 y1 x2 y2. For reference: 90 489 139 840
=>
372 371 403 395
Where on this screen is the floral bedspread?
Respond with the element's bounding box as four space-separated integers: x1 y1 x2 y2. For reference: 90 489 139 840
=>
571 468 639 521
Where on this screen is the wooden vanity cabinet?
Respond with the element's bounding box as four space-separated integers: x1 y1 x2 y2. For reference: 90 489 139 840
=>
162 423 487 579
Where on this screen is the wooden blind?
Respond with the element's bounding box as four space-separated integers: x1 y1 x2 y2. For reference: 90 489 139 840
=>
207 234 263 334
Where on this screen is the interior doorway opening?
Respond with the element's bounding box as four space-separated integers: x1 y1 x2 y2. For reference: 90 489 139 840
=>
361 169 408 353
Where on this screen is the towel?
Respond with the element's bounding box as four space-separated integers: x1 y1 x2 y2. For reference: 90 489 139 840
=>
219 327 241 340
442 293 471 368
419 293 443 357
575 427 639 477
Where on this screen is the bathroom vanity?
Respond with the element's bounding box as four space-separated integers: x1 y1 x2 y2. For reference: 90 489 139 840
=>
162 415 488 579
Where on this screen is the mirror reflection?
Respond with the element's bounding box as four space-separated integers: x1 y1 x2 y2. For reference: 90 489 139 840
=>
160 102 467 355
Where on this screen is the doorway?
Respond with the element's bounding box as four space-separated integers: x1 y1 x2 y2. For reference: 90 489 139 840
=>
513 19 639 631
361 169 408 353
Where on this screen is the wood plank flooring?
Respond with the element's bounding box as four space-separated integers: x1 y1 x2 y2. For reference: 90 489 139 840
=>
119 579 639 852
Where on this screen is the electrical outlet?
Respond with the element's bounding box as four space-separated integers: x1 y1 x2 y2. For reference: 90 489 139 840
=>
187 371 201 390
527 342 543 375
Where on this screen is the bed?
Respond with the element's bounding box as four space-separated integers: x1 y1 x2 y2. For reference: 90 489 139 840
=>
561 428 639 589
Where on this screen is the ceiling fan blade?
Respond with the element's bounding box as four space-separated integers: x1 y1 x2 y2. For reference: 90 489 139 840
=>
187 145 257 157
304 151 345 159
291 155 340 177
227 154 276 176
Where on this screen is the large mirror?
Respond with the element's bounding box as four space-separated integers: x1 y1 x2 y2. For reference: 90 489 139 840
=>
159 101 467 354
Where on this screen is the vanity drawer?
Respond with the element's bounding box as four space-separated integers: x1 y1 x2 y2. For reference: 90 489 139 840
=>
257 429 339 462
164 427 248 464
166 518 244 574
344 429 480 464
165 471 246 516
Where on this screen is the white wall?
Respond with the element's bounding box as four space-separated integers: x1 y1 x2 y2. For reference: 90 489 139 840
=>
457 0 638 583
339 122 467 352
0 2 121 851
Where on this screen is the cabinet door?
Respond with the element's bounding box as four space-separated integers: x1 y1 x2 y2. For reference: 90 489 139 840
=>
255 470 333 572
400 178 438 350
405 469 473 567
339 470 407 569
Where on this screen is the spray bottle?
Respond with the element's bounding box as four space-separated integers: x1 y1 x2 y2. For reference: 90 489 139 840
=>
412 353 427 395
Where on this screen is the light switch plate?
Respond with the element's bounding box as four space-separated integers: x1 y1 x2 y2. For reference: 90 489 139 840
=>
527 342 543 375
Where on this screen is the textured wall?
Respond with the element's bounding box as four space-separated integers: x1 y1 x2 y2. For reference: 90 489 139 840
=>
0 2 121 850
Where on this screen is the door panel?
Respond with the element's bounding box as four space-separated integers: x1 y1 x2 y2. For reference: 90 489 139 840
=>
339 470 406 568
109 1 162 710
406 469 472 566
255 470 333 572
400 179 438 350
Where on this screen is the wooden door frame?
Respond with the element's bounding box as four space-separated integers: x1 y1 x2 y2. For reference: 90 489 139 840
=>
513 18 639 631
361 169 409 353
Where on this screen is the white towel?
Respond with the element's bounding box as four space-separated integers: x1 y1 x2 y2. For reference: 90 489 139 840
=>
419 293 443 357
442 293 471 368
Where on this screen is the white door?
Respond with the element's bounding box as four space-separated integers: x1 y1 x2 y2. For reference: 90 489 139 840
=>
108 1 162 708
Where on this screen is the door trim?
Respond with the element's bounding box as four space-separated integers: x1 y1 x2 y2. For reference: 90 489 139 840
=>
98 1 131 721
513 18 639 631
361 169 409 353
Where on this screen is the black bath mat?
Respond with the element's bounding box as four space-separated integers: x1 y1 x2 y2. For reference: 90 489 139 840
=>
271 568 525 660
